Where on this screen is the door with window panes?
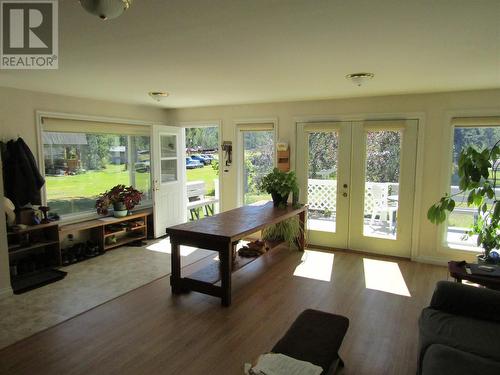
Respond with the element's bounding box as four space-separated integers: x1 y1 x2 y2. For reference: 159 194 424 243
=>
296 119 418 257
152 125 186 238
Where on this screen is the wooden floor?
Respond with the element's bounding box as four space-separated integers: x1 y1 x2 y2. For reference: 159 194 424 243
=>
0 246 447 375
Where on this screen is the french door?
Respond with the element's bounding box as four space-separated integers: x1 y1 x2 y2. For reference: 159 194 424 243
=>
296 119 418 257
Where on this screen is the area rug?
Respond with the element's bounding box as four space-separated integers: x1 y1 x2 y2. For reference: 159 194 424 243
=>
0 238 213 349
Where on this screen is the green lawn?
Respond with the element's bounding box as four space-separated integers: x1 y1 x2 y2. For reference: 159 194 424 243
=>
186 166 218 195
46 164 150 215
46 164 218 215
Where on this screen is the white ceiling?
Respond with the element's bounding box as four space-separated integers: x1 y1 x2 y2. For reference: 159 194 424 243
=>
0 0 499 108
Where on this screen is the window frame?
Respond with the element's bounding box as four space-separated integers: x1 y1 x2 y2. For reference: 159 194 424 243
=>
234 118 278 207
439 113 500 254
36 111 162 223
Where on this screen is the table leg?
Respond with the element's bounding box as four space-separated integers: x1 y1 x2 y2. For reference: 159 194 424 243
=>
220 242 233 306
170 241 182 294
298 209 306 251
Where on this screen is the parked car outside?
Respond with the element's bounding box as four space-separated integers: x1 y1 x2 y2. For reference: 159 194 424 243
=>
186 157 203 169
191 154 211 165
201 154 214 161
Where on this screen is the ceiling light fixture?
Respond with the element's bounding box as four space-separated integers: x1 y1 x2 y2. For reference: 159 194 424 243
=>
80 0 133 20
148 91 170 102
346 72 375 87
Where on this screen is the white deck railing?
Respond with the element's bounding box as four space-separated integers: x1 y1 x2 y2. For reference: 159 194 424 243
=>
307 179 399 215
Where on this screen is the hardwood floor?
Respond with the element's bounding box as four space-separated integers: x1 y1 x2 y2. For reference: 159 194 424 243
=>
0 246 447 375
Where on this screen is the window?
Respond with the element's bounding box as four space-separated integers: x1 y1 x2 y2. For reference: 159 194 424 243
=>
446 118 500 248
242 130 275 205
42 131 152 217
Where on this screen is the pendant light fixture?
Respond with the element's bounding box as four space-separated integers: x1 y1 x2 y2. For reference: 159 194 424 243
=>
80 0 133 20
346 72 375 87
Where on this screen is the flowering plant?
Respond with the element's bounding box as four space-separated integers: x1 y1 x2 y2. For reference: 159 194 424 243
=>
95 185 143 216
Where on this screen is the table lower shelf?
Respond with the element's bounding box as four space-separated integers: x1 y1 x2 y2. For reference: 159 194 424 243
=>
187 253 259 284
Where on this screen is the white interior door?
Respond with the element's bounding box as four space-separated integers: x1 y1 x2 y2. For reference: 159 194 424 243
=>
297 119 418 257
152 125 186 238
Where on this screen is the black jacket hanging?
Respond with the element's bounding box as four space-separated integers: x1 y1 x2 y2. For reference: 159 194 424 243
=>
1 137 45 207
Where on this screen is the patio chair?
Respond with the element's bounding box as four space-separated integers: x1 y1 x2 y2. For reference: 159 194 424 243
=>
366 183 398 231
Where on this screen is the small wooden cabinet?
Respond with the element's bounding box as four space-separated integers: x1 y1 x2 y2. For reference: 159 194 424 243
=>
277 149 290 172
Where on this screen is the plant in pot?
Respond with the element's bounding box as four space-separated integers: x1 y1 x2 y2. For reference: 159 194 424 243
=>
258 168 304 248
258 168 298 208
427 141 500 263
262 216 305 249
96 184 143 218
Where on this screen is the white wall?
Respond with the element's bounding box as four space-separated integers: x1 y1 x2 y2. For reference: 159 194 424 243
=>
167 88 500 264
0 86 167 297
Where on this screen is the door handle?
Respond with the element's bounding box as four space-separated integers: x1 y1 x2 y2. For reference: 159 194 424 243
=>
343 184 348 188
343 192 348 197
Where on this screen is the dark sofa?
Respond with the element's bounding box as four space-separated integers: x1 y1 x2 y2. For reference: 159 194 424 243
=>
418 281 500 375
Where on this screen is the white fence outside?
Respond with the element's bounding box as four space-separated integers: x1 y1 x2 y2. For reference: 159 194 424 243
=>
307 179 399 217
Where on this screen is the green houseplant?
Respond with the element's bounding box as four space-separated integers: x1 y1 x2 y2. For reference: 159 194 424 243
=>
258 168 298 207
96 184 143 217
427 141 500 262
258 168 304 248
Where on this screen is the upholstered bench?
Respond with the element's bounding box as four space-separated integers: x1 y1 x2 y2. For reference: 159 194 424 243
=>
272 309 349 375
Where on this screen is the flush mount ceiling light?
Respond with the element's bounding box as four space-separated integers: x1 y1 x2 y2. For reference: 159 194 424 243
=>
148 91 170 102
346 72 375 87
80 0 133 20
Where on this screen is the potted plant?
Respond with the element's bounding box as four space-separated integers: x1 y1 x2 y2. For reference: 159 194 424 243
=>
257 168 304 248
258 168 299 207
262 216 304 248
96 184 143 217
427 141 500 263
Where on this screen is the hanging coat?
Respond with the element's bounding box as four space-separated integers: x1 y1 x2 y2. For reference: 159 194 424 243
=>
0 137 45 207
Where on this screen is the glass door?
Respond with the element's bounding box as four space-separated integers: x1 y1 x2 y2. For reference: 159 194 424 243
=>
349 120 418 257
296 122 351 248
297 119 418 257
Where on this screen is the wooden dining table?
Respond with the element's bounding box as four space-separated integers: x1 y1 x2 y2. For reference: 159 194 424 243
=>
166 202 307 306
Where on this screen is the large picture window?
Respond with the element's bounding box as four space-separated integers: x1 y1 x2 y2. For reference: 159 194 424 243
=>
447 120 500 248
42 131 152 217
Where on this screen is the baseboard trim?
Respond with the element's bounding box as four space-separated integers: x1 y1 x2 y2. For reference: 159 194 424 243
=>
0 285 13 299
411 256 448 266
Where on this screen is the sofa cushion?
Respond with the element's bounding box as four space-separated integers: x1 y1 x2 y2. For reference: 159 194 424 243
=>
422 344 500 375
419 308 500 363
430 281 500 323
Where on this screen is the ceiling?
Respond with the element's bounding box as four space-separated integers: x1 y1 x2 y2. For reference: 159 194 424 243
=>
0 0 499 108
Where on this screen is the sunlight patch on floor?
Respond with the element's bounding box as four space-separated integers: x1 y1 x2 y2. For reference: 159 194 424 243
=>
293 250 334 282
146 238 198 256
363 258 411 297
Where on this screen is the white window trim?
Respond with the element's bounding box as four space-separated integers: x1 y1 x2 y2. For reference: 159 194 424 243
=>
437 110 500 255
36 111 166 223
234 117 278 207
